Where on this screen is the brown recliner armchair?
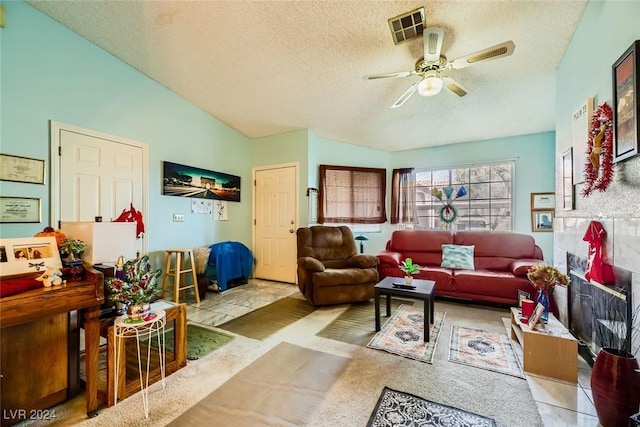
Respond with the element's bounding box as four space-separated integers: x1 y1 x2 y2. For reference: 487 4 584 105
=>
296 226 379 306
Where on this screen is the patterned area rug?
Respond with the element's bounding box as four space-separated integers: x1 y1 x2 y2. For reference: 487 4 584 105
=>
448 325 524 378
367 387 497 427
367 304 445 363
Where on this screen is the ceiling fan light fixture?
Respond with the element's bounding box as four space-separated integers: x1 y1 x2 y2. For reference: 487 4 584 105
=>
417 71 443 97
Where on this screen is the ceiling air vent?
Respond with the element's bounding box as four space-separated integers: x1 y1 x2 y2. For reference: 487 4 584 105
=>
388 7 424 45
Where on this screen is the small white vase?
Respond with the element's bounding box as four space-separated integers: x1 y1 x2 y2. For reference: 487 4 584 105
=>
405 276 413 285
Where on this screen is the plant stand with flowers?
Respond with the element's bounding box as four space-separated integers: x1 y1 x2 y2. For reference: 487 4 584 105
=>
106 255 163 323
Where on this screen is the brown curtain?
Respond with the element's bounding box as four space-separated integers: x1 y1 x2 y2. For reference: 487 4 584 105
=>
318 165 387 224
391 168 418 225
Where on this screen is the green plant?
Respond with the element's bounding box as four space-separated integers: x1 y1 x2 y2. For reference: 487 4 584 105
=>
59 238 86 260
105 255 163 306
400 258 420 276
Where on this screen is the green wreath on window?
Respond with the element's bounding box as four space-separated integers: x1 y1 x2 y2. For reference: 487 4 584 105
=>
439 205 458 223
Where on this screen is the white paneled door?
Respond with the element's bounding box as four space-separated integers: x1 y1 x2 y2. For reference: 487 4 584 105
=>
253 164 298 283
50 121 147 256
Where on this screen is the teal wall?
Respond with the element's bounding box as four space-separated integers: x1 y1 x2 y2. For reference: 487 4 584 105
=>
391 132 557 261
1 1 558 266
0 1 253 256
251 129 309 225
555 0 640 216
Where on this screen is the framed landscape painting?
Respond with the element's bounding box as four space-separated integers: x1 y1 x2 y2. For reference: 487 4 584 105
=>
162 161 241 202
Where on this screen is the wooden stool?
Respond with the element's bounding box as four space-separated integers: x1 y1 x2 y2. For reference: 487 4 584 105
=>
161 249 201 304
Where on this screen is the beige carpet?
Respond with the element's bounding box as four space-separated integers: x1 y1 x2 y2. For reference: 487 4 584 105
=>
167 342 349 426
217 297 316 340
316 298 413 346
22 299 544 427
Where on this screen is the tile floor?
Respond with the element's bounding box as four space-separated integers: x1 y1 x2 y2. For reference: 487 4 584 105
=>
181 278 600 426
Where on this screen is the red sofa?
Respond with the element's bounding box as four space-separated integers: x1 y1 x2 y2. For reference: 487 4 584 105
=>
377 230 544 305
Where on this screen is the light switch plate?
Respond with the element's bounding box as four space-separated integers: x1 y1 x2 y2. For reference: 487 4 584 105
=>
173 213 184 222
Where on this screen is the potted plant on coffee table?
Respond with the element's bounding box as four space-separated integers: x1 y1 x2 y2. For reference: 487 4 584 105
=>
400 258 420 285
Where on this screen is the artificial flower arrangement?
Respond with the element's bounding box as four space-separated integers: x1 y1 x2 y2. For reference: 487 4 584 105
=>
526 264 569 291
105 255 163 307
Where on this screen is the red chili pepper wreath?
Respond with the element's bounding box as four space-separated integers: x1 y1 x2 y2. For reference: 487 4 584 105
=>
582 102 614 197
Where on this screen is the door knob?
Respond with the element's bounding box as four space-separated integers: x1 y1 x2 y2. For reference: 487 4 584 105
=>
290 220 295 224
289 229 295 233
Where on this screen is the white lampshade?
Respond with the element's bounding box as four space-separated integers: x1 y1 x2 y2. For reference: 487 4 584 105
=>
417 71 443 97
61 221 137 265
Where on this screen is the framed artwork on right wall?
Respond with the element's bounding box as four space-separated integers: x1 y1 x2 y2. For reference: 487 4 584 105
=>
613 40 639 163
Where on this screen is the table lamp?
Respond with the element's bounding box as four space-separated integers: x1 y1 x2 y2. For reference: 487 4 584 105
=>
354 235 369 254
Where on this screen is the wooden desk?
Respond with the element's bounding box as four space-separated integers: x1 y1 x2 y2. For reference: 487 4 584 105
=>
0 267 104 425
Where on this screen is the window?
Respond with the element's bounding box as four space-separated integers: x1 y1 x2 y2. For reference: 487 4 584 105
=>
415 162 513 231
318 165 387 224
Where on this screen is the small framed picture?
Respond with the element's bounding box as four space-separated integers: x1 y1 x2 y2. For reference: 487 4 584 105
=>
517 290 531 308
0 236 62 276
528 302 546 330
530 192 556 210
532 210 554 232
0 154 46 185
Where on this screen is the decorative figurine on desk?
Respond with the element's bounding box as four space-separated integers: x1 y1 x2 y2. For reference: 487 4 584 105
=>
36 267 65 287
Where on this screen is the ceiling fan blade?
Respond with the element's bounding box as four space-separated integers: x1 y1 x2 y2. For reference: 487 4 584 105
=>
364 71 415 80
450 40 515 69
423 28 444 63
391 83 418 108
442 76 469 97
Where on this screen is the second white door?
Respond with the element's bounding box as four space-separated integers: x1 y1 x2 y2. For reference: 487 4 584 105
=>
253 164 298 283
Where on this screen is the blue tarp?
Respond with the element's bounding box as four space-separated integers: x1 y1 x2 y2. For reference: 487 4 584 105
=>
207 241 254 291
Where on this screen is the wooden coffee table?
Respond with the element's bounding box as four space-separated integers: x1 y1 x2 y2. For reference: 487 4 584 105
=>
374 276 436 341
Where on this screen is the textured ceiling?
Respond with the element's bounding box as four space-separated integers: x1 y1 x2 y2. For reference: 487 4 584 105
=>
26 1 587 152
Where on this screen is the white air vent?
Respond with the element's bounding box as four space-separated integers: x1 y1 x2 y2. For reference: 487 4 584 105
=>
388 7 424 45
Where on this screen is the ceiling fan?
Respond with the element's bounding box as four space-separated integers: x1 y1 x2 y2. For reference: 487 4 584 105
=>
365 28 515 108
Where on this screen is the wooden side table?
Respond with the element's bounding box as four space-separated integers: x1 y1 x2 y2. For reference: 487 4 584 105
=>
510 307 578 382
93 300 187 408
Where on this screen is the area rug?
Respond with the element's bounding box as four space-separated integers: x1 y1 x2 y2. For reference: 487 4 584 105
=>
217 297 315 340
448 325 524 378
316 298 413 346
165 324 234 360
166 342 350 427
367 304 445 363
366 387 497 427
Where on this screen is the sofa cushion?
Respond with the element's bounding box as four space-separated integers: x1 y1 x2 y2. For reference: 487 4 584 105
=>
441 244 475 270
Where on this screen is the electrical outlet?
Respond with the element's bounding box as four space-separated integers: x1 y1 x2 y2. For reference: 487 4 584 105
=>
173 213 184 222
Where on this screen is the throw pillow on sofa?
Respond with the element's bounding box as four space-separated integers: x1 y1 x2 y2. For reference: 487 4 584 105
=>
441 244 475 270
